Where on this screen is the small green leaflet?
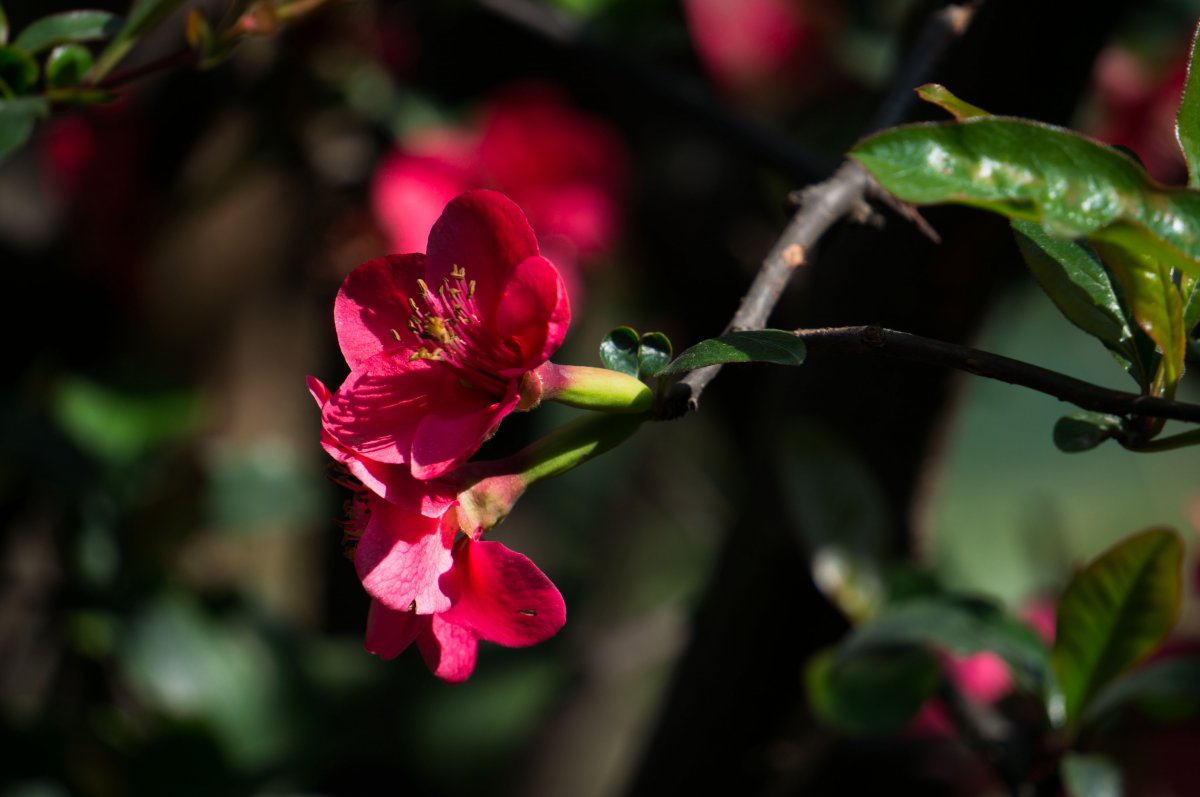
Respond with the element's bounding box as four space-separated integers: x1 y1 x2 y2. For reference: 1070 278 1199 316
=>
655 330 806 376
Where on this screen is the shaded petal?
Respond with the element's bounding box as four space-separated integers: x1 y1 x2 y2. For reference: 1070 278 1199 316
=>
446 540 566 647
492 255 570 374
346 455 458 516
355 499 457 613
311 375 457 514
417 614 478 684
424 190 540 320
409 386 520 479
322 353 481 465
335 254 426 371
364 599 428 659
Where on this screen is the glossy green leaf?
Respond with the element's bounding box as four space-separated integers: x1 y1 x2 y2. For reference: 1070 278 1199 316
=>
1062 754 1123 797
0 45 38 93
1052 528 1183 725
851 118 1200 280
656 330 806 376
599 327 639 377
46 43 93 89
636 332 672 380
1177 21 1200 188
1083 656 1200 727
1012 220 1135 359
0 96 47 161
806 646 940 736
916 82 989 120
1094 243 1187 397
91 0 187 80
12 10 121 55
841 594 1053 695
1053 413 1123 453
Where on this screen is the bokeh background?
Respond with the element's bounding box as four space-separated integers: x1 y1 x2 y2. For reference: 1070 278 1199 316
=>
2 1 1199 795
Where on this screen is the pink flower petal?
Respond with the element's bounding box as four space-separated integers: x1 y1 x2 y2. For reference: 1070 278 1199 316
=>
492 255 570 374
417 614 479 683
446 540 566 647
365 599 428 659
355 499 457 614
334 254 425 371
322 354 481 465
409 390 520 479
423 190 541 320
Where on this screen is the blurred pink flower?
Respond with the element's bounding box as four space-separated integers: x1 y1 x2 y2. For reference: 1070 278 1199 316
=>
370 85 627 293
365 535 566 683
681 0 836 106
1089 45 1188 184
321 189 570 480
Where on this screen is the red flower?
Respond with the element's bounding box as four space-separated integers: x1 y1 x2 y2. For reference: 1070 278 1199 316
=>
370 85 627 291
308 375 456 515
364 535 566 683
321 190 570 479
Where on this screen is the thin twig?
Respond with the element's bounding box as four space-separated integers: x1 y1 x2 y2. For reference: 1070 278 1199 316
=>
795 325 1200 424
661 3 982 418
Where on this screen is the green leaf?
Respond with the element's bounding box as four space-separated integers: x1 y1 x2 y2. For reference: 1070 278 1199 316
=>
1062 753 1124 797
1012 220 1138 368
636 331 672 380
1183 274 1199 342
90 0 187 81
1094 243 1187 397
599 327 639 377
778 423 890 623
806 647 940 736
1177 21 1200 188
1053 413 1124 452
45 43 93 89
916 82 990 120
51 376 201 465
1083 656 1200 727
0 45 38 93
656 329 806 376
0 96 47 161
851 118 1200 280
1051 528 1183 725
12 10 122 55
840 594 1053 696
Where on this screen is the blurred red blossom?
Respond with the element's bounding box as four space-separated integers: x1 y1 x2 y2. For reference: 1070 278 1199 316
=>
681 0 837 106
1088 44 1188 184
371 85 627 297
321 190 570 480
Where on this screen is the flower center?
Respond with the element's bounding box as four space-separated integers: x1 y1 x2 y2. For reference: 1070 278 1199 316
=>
399 265 518 392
